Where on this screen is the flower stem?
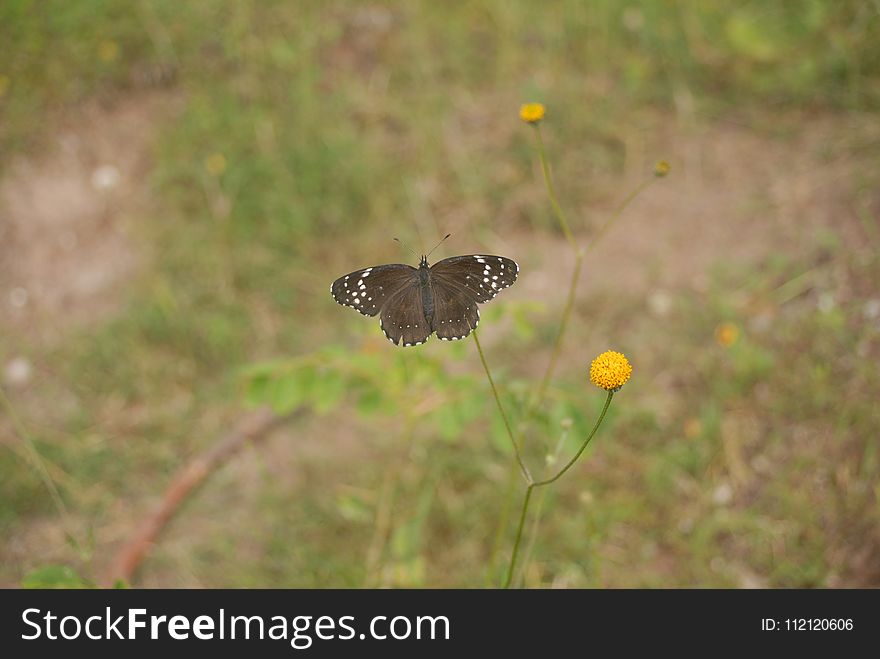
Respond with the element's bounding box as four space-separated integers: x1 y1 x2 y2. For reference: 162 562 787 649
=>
533 248 584 409
534 126 578 252
534 391 613 487
587 177 655 254
489 125 585 580
494 124 660 587
488 126 582 581
530 173 656 419
504 484 533 588
485 462 520 585
473 329 532 484
503 391 614 588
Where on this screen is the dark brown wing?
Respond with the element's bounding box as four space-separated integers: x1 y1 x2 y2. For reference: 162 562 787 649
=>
428 278 480 341
330 263 416 317
379 282 431 347
429 254 519 303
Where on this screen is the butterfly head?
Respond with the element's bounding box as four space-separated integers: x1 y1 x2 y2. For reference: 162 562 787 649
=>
419 255 429 269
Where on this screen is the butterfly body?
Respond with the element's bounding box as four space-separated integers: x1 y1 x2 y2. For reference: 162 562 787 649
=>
331 253 518 346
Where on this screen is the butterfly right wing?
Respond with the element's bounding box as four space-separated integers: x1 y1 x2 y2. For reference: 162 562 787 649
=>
330 263 416 317
430 254 519 303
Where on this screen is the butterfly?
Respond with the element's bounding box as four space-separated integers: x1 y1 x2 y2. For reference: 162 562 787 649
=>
331 253 519 346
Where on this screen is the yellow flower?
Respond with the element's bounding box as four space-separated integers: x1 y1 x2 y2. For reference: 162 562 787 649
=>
98 40 119 63
654 160 671 177
204 153 227 176
715 322 739 347
589 350 632 392
519 102 546 124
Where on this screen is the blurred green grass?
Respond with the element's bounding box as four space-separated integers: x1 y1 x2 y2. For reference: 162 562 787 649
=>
1 1 878 587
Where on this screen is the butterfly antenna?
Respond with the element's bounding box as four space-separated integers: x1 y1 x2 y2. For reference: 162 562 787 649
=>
393 237 419 260
425 233 452 259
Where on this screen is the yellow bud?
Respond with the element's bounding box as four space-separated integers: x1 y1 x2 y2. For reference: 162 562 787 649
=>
519 102 546 124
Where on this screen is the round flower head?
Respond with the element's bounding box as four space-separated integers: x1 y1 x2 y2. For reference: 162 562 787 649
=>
589 350 632 392
654 160 671 177
520 102 546 124
715 322 739 347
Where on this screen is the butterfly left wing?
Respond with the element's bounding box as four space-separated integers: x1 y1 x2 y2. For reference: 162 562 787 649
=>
330 263 416 317
380 282 432 347
429 254 519 303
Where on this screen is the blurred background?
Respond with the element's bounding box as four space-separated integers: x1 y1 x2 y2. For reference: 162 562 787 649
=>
1 0 878 588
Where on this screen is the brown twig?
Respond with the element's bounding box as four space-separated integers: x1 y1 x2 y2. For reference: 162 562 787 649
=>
102 407 292 587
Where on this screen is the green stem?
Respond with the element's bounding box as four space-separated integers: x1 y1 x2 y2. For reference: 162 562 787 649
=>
504 484 533 589
534 391 613 487
519 421 573 574
528 135 655 424
503 391 614 588
473 330 532 484
534 126 577 251
488 128 582 581
588 177 655 254
533 249 584 408
491 130 648 583
485 460 520 585
496 128 660 587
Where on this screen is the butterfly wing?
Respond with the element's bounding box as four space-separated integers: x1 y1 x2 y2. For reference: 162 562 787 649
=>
380 282 432 347
429 254 519 303
332 254 518 347
428 279 480 341
330 263 416 317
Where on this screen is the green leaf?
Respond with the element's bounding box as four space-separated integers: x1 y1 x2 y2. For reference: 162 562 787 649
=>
312 369 346 414
270 372 305 415
244 372 273 407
